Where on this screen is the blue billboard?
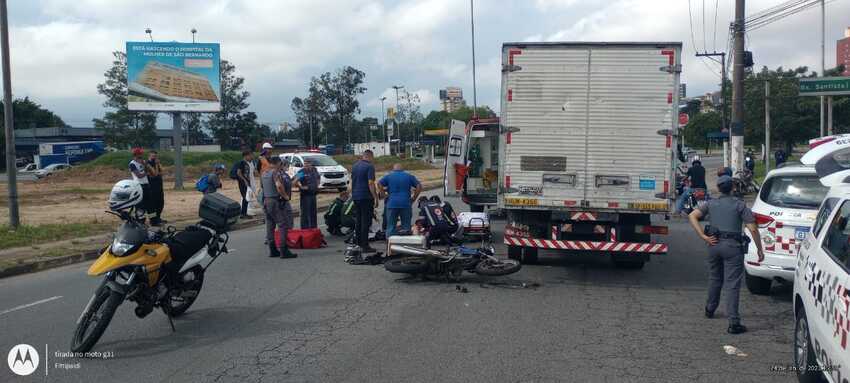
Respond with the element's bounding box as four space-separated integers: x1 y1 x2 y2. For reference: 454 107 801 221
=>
126 42 221 112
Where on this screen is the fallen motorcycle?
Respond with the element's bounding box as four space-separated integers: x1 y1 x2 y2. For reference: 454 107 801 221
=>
384 227 521 280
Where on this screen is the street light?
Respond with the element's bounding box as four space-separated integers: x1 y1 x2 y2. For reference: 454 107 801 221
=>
391 85 404 154
191 28 197 43
145 28 153 42
379 96 387 146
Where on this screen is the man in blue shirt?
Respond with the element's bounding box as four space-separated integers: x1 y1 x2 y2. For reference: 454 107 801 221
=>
379 163 422 237
350 150 379 252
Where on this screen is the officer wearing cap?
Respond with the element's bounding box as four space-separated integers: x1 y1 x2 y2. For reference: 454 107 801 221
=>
688 175 765 334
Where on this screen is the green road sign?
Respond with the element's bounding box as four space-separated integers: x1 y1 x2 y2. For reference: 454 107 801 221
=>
799 77 850 96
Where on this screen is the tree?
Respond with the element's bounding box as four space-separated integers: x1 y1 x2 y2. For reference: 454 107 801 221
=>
683 111 722 150
182 113 209 145
205 60 254 150
396 90 422 143
0 97 66 130
291 79 328 147
318 66 366 146
93 51 157 149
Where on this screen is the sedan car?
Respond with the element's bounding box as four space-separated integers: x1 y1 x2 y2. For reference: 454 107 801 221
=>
280 152 350 192
744 165 828 294
34 163 72 178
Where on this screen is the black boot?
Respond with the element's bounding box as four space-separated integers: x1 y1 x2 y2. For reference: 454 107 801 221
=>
280 246 298 259
268 243 280 258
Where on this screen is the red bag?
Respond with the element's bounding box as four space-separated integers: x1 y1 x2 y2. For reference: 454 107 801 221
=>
275 228 326 249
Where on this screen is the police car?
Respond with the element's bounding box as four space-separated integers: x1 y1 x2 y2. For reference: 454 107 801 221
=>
791 136 850 383
744 165 828 295
279 152 350 192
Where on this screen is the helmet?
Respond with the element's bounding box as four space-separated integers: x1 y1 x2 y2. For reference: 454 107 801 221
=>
262 142 273 149
108 180 143 211
691 155 701 164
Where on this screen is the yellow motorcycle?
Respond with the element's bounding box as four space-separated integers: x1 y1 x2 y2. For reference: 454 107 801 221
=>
71 188 238 352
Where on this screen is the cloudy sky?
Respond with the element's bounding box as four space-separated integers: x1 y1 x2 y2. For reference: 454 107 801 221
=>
6 0 850 128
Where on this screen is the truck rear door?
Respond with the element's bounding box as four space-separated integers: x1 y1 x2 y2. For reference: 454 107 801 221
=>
500 43 679 212
444 119 468 197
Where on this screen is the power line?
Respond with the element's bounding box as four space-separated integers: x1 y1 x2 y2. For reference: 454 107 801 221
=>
690 0 721 78
712 0 719 51
702 0 707 52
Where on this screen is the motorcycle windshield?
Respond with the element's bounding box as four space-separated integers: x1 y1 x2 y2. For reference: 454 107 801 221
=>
114 222 147 248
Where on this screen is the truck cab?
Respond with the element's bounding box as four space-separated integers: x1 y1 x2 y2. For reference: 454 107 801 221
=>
443 118 500 212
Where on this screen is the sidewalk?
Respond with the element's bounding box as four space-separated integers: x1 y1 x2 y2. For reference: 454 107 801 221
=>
0 178 443 279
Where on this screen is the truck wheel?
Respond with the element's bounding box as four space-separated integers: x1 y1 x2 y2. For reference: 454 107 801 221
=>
745 272 772 295
521 247 538 264
507 245 522 261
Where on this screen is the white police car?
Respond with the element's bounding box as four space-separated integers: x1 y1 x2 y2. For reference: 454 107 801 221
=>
791 136 850 383
744 165 828 295
280 152 350 192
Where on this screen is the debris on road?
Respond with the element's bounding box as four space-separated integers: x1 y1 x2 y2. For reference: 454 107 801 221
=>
723 345 748 357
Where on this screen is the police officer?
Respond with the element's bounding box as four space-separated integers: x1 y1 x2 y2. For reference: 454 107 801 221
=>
295 158 320 229
688 175 764 334
262 157 297 259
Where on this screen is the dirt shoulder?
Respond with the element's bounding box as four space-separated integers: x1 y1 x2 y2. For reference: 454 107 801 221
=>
0 167 443 278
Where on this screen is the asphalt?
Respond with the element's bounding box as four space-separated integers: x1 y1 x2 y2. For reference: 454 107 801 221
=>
0 181 797 383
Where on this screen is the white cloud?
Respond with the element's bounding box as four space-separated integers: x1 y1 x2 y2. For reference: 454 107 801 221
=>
534 0 580 11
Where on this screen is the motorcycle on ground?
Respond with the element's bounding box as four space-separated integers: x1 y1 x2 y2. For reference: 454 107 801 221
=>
384 226 521 280
734 169 760 196
71 183 238 352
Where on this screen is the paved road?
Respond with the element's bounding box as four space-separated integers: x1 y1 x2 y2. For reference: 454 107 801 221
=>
1 192 796 383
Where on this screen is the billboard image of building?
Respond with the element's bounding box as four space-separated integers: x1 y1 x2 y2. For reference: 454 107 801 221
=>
127 42 221 112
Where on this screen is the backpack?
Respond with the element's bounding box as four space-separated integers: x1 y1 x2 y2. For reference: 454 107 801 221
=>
421 201 458 237
229 161 241 180
195 174 210 192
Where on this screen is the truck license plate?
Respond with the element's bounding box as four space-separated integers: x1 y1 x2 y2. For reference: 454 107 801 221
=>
506 198 538 206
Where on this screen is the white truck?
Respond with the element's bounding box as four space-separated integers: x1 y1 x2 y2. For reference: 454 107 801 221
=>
491 41 681 269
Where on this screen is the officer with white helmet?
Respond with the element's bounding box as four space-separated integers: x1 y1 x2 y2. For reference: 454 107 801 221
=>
688 175 765 334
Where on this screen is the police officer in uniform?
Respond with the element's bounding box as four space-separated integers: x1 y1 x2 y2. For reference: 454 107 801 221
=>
262 157 297 259
688 175 764 334
295 158 320 229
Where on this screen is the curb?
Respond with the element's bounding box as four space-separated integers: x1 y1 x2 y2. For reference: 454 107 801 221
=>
0 182 442 279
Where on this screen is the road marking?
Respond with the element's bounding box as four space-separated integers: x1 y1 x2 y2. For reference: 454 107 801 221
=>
0 296 62 316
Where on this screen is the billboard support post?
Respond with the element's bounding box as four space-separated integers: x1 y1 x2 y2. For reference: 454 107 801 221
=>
173 112 184 189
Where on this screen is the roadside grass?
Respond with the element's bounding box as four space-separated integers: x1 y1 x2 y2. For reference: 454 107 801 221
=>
0 223 112 250
59 187 112 194
82 151 243 170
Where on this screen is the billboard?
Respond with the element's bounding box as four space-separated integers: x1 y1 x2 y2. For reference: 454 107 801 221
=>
126 42 221 112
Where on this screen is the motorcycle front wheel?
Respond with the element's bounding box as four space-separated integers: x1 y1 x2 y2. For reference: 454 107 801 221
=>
71 286 124 353
168 266 205 317
475 258 522 276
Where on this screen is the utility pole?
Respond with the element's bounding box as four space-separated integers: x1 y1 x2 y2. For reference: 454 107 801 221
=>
730 0 745 173
765 81 771 173
695 51 728 166
1 0 18 228
816 0 820 137
469 0 478 118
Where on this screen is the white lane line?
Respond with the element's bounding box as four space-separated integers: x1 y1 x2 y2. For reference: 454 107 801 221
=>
0 296 63 316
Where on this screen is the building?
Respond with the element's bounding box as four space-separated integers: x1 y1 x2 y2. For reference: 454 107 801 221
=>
838 27 850 76
135 62 219 102
439 86 466 113
14 126 192 157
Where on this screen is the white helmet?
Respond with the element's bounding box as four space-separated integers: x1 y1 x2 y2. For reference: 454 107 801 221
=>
262 142 273 149
108 180 143 211
692 155 701 164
